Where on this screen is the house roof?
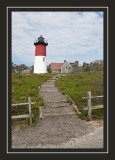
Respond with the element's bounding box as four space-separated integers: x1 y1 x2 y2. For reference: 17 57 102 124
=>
51 63 64 70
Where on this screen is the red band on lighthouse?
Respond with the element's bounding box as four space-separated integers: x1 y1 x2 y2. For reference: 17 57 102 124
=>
35 44 46 56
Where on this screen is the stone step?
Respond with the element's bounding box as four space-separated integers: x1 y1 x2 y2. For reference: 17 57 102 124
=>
40 88 57 90
39 94 67 102
45 100 67 103
43 113 75 117
40 85 55 88
46 103 70 108
43 107 74 115
53 77 59 79
40 89 59 92
43 83 55 85
51 78 58 80
47 80 56 82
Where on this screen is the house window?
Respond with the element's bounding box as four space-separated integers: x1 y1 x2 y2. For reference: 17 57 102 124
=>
65 65 68 69
43 57 45 62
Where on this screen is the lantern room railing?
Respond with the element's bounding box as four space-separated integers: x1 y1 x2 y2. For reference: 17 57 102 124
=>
34 37 48 45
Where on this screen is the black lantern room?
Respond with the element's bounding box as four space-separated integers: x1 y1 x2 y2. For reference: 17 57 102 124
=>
34 35 48 46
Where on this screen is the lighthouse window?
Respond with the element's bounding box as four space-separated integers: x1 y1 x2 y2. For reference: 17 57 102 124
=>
43 57 45 62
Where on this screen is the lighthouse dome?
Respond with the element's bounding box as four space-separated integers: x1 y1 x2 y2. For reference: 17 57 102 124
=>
34 35 48 46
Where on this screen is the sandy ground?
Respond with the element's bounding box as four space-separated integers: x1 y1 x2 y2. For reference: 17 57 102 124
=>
29 120 103 148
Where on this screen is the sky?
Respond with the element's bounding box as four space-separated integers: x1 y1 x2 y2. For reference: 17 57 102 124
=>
12 11 103 66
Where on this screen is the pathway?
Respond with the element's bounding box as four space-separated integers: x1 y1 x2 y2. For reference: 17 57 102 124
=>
39 75 75 118
12 74 103 148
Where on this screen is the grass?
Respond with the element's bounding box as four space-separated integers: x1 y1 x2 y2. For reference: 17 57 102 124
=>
12 73 54 128
55 71 104 120
66 97 72 104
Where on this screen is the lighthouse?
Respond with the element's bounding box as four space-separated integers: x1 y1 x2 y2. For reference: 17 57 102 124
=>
34 35 48 74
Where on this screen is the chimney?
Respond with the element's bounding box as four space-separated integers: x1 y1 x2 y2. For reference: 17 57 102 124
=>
64 60 66 63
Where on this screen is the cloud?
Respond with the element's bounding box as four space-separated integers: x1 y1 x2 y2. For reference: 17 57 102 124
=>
12 11 103 65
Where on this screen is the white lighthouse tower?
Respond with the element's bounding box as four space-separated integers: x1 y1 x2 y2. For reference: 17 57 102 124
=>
34 35 48 74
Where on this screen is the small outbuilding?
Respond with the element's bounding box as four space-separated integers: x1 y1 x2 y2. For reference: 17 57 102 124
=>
50 60 75 73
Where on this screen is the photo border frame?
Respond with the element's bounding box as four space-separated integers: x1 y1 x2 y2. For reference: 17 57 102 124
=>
0 0 111 159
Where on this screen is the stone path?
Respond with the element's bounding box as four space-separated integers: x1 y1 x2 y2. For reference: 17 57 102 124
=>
12 74 103 148
39 75 75 117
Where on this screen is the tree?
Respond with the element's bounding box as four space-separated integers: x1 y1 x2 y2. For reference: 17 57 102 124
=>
47 64 51 73
12 62 29 77
82 60 103 72
70 61 79 74
83 62 87 69
14 64 28 73
12 62 17 73
30 65 34 73
83 62 90 71
18 64 28 71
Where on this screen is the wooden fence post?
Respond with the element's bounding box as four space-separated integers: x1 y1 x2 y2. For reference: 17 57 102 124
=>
28 97 32 126
87 91 92 119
